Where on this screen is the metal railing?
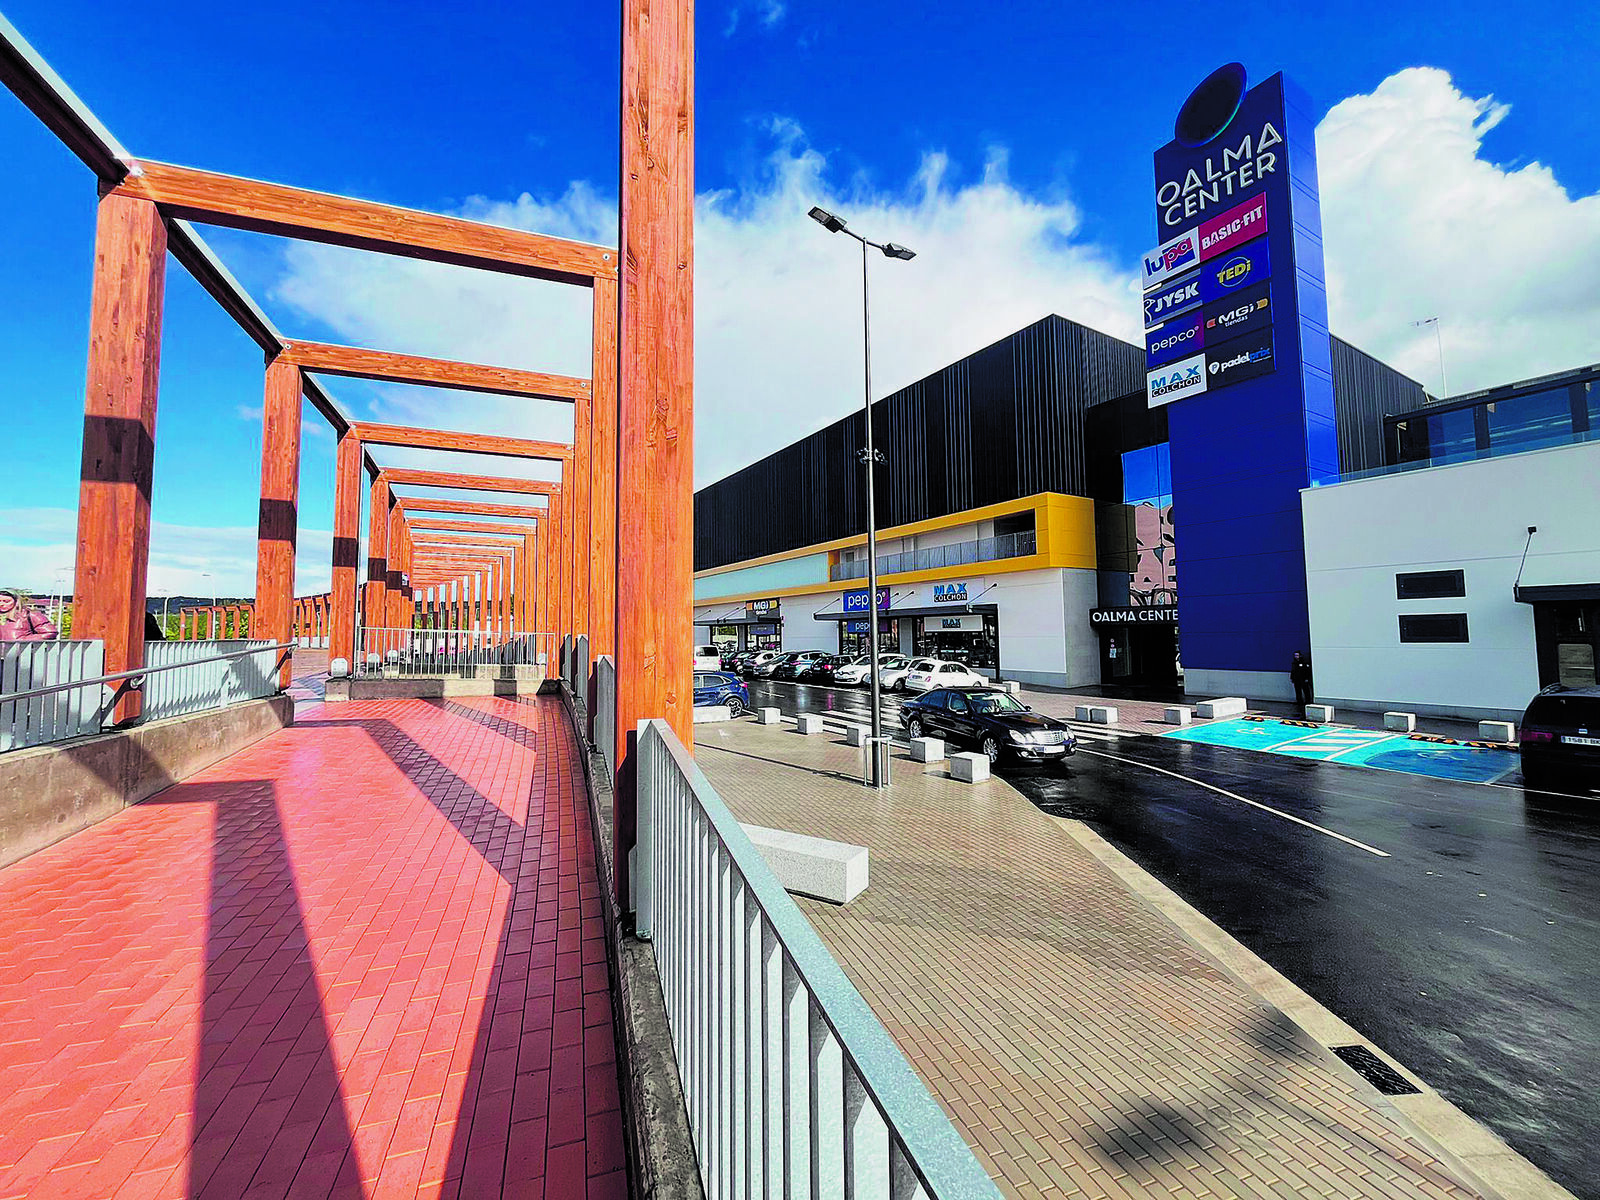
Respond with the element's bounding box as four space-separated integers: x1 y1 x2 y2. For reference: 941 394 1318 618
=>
595 655 616 781
1 641 293 752
141 640 283 722
1 640 109 751
353 627 547 678
635 718 1002 1199
830 529 1036 581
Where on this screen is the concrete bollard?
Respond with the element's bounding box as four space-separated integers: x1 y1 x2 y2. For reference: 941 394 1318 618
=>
1163 706 1192 725
797 714 827 735
909 737 945 763
1074 704 1094 721
1305 704 1334 724
949 752 990 783
1090 706 1118 725
329 657 350 679
1479 720 1516 743
843 723 870 747
1384 711 1416 732
1196 697 1248 719
1002 681 1021 695
757 707 783 725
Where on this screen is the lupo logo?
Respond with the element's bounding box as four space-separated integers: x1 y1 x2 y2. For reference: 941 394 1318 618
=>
1140 228 1202 292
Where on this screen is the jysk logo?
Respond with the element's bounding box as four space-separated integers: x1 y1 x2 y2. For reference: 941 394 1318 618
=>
1204 332 1274 390
1145 352 1208 409
933 582 968 604
1198 236 1270 306
1145 311 1203 369
1140 228 1201 292
1202 282 1270 342
1142 271 1201 328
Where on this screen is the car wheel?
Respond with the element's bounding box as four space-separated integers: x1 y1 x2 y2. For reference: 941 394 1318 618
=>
906 716 924 740
725 696 745 717
982 735 1000 764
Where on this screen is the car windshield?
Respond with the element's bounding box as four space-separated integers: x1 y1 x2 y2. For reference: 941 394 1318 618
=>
970 692 1025 714
882 657 906 668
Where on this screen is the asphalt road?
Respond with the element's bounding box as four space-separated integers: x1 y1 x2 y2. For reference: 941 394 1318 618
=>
744 677 1600 1198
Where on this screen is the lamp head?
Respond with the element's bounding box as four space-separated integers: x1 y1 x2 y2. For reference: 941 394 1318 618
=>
881 242 916 260
808 206 848 233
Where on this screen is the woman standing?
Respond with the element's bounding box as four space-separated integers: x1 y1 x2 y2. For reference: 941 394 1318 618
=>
0 590 61 642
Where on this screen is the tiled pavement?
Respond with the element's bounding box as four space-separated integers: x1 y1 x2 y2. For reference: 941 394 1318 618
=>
695 718 1483 1200
0 695 625 1199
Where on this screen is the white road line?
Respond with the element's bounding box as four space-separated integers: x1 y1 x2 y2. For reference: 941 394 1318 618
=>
1076 747 1391 858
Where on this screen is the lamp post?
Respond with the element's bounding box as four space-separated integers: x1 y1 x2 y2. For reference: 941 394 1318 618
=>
201 572 216 637
808 205 915 788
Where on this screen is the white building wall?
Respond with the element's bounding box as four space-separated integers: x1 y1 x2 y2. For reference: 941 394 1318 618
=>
1302 440 1600 720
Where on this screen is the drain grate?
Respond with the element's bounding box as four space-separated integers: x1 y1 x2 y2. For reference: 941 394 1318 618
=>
1331 1045 1421 1096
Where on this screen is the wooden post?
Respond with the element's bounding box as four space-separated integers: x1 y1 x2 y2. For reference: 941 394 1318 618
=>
571 394 592 658
365 476 390 652
254 356 303 686
616 0 695 903
330 430 362 667
588 276 618 729
73 191 168 725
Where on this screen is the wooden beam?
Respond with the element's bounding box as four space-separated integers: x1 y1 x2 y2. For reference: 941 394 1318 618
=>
413 533 522 547
587 275 619 731
73 191 166 724
408 519 533 537
396 497 546 519
281 340 590 403
380 467 562 497
254 357 303 686
353 422 570 462
114 160 618 286
330 430 363 665
614 0 696 903
570 394 592 647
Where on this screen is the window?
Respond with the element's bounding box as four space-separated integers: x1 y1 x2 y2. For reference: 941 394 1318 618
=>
1398 613 1470 643
1485 388 1575 454
1396 570 1465 600
940 664 963 674
1425 408 1478 463
1585 380 1600 434
945 693 969 714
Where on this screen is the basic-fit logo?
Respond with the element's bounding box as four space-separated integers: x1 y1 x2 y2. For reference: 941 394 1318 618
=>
1143 272 1201 326
1146 352 1207 409
1140 228 1201 291
1198 194 1268 261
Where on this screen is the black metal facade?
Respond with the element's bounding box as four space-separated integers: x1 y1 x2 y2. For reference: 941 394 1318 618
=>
694 319 1426 572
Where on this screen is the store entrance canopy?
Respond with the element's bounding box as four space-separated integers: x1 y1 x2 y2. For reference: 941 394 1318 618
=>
814 603 997 622
1515 583 1600 604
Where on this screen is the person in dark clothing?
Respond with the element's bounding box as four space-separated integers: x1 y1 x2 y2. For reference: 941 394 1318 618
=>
1290 651 1313 707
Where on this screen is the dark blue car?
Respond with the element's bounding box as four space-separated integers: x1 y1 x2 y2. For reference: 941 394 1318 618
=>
693 670 749 716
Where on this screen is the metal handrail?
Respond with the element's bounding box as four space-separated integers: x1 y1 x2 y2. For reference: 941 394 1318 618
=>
637 717 1002 1198
0 642 294 705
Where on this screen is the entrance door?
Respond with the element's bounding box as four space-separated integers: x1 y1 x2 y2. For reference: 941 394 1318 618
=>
1099 625 1179 686
1534 602 1599 687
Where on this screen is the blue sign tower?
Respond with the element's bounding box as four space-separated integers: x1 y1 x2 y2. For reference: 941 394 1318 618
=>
1145 64 1336 700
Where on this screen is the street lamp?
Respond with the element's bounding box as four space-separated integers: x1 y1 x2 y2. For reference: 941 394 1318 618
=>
808 205 916 788
201 572 217 637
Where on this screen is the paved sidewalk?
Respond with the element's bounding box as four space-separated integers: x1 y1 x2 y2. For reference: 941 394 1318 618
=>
695 718 1484 1200
0 695 624 1200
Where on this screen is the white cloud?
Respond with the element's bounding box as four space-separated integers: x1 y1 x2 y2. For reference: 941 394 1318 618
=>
1318 67 1600 395
1 509 332 598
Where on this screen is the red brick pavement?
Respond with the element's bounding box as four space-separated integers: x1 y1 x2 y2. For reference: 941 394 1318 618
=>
0 696 625 1200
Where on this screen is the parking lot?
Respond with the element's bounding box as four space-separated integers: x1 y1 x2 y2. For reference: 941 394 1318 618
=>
728 675 1600 1198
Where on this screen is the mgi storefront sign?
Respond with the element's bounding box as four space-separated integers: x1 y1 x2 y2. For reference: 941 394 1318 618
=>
1090 606 1178 626
745 597 780 619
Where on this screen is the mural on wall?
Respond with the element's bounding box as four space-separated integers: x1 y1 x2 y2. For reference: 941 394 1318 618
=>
1131 502 1177 605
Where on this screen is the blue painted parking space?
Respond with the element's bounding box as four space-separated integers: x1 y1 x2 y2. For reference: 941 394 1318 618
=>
1162 717 1518 784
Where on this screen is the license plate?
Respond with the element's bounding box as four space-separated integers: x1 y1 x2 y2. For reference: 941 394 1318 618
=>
1562 735 1600 747
1037 744 1065 755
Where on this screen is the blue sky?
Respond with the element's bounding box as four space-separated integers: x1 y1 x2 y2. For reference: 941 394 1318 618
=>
3 0 1596 595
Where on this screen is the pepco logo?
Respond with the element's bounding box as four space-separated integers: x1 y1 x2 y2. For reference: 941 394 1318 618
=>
1215 255 1253 287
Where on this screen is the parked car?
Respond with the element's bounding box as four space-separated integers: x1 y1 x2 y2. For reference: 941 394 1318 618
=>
904 658 988 692
1519 684 1600 791
876 654 917 691
722 649 754 673
900 686 1075 766
773 650 828 680
747 651 787 679
693 671 749 716
742 652 780 681
693 644 722 671
831 655 873 685
799 653 852 684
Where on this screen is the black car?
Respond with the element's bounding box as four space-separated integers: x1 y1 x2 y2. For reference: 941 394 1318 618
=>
1520 684 1600 792
723 649 755 673
772 651 827 681
799 653 851 684
900 686 1076 766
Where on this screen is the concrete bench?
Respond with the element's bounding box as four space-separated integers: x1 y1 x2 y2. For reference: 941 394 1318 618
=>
1196 697 1247 719
1305 704 1335 724
1163 706 1191 725
1479 720 1516 743
843 723 870 747
950 752 990 783
1384 711 1416 732
1074 704 1094 721
796 714 827 735
756 707 783 725
742 825 868 904
1089 706 1118 725
692 705 734 724
909 737 945 763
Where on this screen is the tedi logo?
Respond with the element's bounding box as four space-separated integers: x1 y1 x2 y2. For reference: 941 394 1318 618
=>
1214 254 1254 288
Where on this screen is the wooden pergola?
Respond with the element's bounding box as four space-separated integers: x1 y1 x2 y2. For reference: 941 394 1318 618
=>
1 0 692 906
